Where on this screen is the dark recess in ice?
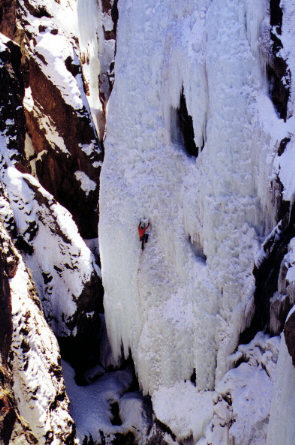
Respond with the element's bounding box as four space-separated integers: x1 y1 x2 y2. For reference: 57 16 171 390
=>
178 88 200 157
171 87 202 158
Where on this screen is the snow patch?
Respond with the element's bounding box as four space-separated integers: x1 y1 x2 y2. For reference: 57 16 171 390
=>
75 170 97 196
152 382 215 442
62 360 150 443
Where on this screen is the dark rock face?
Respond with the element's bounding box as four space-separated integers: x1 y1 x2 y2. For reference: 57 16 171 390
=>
240 204 295 344
267 0 290 121
284 311 295 365
102 0 119 39
0 36 27 168
3 170 104 365
0 0 16 40
58 270 104 382
0 227 14 365
24 54 102 238
239 2 294 344
0 33 103 441
0 221 77 443
170 88 201 158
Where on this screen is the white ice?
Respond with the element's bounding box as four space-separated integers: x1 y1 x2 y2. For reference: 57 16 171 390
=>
99 0 276 396
267 333 295 445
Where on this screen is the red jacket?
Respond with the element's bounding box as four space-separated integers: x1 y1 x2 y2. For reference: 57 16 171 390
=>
138 223 150 238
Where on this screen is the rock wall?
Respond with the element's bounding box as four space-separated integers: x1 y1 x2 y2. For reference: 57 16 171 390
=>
1 0 103 238
0 29 103 443
0 220 76 444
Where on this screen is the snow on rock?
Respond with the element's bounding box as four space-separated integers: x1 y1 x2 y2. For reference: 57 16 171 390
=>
276 139 295 202
283 305 295 366
62 360 150 444
152 382 215 442
12 0 103 237
0 34 103 371
204 333 279 445
0 220 76 444
1 165 102 343
74 170 97 197
9 249 77 444
0 34 26 168
0 221 39 444
99 0 277 395
235 0 295 348
269 236 295 334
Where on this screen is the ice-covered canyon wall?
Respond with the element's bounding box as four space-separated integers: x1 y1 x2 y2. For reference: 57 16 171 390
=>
96 0 295 441
100 0 275 391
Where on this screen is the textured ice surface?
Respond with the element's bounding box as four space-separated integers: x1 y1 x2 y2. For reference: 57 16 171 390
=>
77 0 115 137
267 333 295 445
99 0 276 394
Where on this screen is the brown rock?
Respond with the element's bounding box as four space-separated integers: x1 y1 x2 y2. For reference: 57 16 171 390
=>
0 223 38 444
23 49 102 237
0 36 27 167
284 310 295 366
0 231 13 364
1 0 103 238
0 0 16 40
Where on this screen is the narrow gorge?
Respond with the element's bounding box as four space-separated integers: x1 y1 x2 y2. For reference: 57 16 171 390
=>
1 0 295 444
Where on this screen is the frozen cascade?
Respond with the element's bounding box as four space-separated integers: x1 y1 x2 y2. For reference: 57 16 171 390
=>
77 0 102 135
99 0 278 396
77 0 116 138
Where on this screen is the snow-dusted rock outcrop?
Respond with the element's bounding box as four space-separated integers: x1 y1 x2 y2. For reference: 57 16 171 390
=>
1 168 103 343
0 32 102 348
0 222 38 444
0 29 107 443
1 0 103 238
0 220 77 444
8 230 77 444
0 31 105 410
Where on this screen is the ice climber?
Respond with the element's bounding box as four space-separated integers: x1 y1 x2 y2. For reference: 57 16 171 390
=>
138 221 150 251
